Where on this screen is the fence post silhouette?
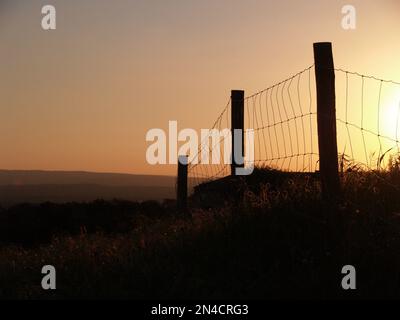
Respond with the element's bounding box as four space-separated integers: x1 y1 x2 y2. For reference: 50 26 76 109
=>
313 42 340 200
177 155 188 213
231 90 245 176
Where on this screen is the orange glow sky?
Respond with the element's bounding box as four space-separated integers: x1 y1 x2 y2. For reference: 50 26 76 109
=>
1 0 400 176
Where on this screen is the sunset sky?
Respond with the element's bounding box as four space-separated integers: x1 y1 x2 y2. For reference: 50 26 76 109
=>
1 0 400 176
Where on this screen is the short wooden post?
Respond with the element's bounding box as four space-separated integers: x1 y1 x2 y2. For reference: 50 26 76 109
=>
177 155 188 213
231 90 245 176
313 42 340 199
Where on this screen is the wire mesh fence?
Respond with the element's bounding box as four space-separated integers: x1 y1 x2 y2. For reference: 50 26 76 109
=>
187 58 400 193
244 65 318 172
335 68 400 171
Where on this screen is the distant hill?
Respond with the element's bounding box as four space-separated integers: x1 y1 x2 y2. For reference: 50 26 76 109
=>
0 170 176 187
0 170 183 206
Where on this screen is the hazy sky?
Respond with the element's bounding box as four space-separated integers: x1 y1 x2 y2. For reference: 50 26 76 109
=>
1 0 399 175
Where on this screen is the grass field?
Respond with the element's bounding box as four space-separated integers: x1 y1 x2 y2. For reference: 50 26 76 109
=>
1 166 400 299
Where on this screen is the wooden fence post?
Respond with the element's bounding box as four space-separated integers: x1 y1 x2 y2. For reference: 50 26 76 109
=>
231 90 245 176
313 42 341 199
177 155 188 213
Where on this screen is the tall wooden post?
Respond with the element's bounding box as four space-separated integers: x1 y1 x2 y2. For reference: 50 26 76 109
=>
231 90 245 176
177 155 188 213
313 42 340 199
